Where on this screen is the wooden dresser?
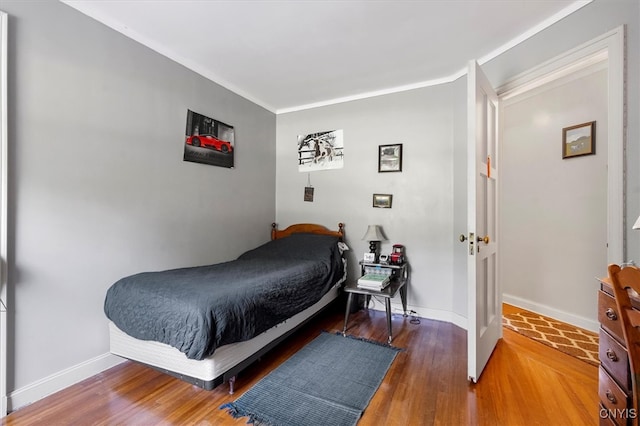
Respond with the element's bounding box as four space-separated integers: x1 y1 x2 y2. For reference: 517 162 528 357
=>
598 277 637 425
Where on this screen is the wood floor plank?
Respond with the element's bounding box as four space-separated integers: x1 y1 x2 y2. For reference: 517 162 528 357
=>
1 303 598 425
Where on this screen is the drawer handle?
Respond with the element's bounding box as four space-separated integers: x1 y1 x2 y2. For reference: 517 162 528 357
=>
606 390 617 404
606 308 618 321
606 349 619 362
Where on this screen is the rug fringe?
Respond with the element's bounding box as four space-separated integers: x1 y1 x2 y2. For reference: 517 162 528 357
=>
329 331 404 352
220 403 240 419
219 403 278 426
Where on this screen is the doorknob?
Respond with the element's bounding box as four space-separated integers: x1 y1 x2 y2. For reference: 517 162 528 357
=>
477 235 490 244
459 234 467 242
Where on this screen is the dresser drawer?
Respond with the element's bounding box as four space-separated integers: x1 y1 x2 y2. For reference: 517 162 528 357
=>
599 328 631 392
599 290 624 344
599 366 630 417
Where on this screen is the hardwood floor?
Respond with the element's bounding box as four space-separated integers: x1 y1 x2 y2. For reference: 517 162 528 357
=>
1 303 598 425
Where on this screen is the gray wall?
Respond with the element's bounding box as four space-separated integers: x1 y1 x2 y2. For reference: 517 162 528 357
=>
276 85 460 323
4 0 276 398
277 0 640 326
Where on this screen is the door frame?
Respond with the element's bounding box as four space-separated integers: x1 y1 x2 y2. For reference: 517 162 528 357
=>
0 9 8 417
496 25 626 265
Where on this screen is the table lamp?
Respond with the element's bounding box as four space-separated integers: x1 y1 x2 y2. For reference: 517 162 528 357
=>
634 215 640 230
362 225 386 262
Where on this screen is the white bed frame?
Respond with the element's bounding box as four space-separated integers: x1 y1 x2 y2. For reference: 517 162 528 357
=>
108 223 346 393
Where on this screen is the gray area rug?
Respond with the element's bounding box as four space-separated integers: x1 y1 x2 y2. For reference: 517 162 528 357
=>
221 331 401 426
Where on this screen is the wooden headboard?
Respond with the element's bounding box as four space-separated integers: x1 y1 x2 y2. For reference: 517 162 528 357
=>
271 223 345 241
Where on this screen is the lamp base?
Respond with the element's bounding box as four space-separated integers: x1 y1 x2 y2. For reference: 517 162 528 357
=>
368 241 379 262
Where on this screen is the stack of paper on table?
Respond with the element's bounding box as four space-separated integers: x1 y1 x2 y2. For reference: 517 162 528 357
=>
357 273 391 290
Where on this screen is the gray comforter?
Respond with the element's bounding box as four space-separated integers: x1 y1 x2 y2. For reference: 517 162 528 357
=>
104 233 343 360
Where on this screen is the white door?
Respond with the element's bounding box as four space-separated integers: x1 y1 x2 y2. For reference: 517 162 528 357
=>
466 60 501 383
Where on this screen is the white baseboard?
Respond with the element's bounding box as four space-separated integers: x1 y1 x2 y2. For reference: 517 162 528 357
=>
366 299 468 331
369 295 598 334
502 293 599 333
8 353 124 413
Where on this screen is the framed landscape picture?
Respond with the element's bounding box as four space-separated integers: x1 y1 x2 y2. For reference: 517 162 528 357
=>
562 121 595 159
373 193 393 208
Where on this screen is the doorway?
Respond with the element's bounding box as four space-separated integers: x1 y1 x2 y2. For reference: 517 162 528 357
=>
496 26 625 330
501 62 607 329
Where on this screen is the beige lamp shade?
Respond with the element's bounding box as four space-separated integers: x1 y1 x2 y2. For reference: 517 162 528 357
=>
362 225 386 256
361 225 386 241
634 215 640 230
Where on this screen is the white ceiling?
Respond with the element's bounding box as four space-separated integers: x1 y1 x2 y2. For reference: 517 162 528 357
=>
62 0 591 113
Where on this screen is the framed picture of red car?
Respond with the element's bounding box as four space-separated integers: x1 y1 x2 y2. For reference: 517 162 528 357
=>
184 109 235 168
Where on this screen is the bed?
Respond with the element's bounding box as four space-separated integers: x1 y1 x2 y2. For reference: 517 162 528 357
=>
105 222 346 393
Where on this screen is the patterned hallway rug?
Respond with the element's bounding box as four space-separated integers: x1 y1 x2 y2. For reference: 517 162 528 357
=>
221 331 401 426
503 311 599 366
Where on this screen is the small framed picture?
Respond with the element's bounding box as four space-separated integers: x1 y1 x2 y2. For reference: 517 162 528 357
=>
304 186 314 202
562 121 595 159
378 144 403 172
373 193 393 208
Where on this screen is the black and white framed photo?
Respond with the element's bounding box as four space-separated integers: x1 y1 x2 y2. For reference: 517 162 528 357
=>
378 144 403 172
297 129 344 172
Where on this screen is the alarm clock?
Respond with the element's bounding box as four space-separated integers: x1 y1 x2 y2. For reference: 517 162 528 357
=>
379 254 389 264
